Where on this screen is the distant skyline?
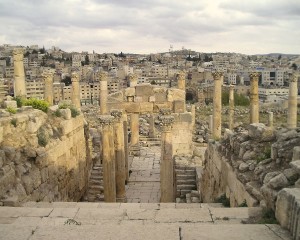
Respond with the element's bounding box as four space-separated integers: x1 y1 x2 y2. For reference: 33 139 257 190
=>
0 0 299 55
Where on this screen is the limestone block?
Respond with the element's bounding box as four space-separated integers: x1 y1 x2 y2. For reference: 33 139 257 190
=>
124 87 135 97
139 102 153 113
173 100 185 113
179 113 192 123
148 96 155 102
248 123 275 142
3 100 17 109
154 92 167 102
123 102 140 113
60 109 71 120
108 91 123 102
167 89 185 101
267 173 289 190
135 84 154 98
134 96 143 102
153 102 172 113
293 146 300 161
283 168 299 184
290 160 300 174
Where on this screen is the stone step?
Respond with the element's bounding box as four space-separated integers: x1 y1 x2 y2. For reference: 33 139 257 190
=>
89 185 104 191
177 185 197 191
175 169 196 176
177 189 196 197
175 165 196 171
89 179 103 185
176 174 196 180
93 166 103 170
177 179 196 185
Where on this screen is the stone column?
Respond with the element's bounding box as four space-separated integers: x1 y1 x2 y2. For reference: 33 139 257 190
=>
13 48 26 98
249 72 260 124
287 74 298 129
128 73 138 87
130 113 139 146
191 105 196 129
148 114 155 138
71 72 81 109
197 88 205 105
123 112 129 182
209 115 213 137
98 71 108 114
43 73 54 106
229 85 235 130
268 112 274 128
212 72 223 140
111 109 126 201
159 110 174 202
177 70 186 91
99 115 116 202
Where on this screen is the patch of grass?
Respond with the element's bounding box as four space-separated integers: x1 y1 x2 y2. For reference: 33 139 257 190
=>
70 107 80 118
257 208 278 224
24 98 49 112
238 199 248 207
10 118 17 127
6 107 17 114
256 146 272 164
54 109 62 117
215 194 230 207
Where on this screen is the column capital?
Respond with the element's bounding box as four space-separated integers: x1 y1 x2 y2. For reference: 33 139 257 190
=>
99 115 115 126
291 74 298 82
111 109 122 122
177 70 186 80
249 72 260 80
13 48 24 61
212 72 223 80
71 72 79 82
160 115 174 132
42 73 53 84
159 108 172 115
98 71 108 81
229 85 235 91
128 73 138 82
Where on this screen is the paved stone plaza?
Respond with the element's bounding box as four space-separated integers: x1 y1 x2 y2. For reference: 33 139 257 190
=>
126 146 161 203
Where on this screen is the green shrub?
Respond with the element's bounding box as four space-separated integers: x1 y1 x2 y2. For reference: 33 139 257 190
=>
6 107 17 114
10 118 17 127
37 129 48 147
13 96 26 108
58 103 70 109
54 109 62 117
257 209 278 224
215 194 230 207
70 107 80 118
256 146 272 163
24 98 49 112
222 91 250 106
238 199 248 207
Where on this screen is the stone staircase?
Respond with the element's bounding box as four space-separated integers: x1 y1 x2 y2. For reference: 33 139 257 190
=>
0 202 292 240
175 165 199 202
85 163 104 202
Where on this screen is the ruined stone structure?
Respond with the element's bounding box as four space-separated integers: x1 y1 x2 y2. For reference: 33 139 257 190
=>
130 113 139 146
111 109 126 201
177 71 186 91
159 109 175 202
287 74 298 129
0 107 92 205
98 71 108 114
212 72 223 140
13 48 26 98
249 72 260 124
128 73 138 87
229 85 234 130
43 73 54 106
99 115 116 202
71 72 81 109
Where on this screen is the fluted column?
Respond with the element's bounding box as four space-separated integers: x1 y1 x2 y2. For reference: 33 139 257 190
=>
148 114 155 138
111 110 126 201
98 72 108 114
123 112 129 182
43 73 54 106
287 74 298 129
128 73 138 87
191 104 196 129
212 72 223 140
13 48 26 98
250 72 260 124
159 109 174 202
71 72 81 109
99 115 116 202
177 70 186 91
229 85 235 130
130 113 139 146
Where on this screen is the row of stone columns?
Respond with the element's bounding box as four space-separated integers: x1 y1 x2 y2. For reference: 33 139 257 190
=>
211 72 298 140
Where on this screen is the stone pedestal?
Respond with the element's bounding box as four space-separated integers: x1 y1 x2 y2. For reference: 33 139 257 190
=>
128 74 138 87
99 115 116 202
212 72 223 140
123 112 129 182
159 112 175 202
71 73 81 109
148 114 155 138
98 72 108 114
229 85 235 130
268 112 274 128
250 73 260 124
43 73 54 106
111 110 126 201
13 48 26 98
287 75 298 129
130 113 139 146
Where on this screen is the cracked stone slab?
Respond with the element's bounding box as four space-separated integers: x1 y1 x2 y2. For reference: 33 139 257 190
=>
125 209 157 220
0 207 53 218
155 208 212 223
75 208 125 220
49 208 79 218
181 224 292 240
209 207 261 221
0 224 36 240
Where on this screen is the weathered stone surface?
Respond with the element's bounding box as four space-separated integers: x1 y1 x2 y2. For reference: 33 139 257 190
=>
239 162 249 172
3 100 17 108
248 123 275 142
290 160 300 174
267 173 289 190
283 168 299 184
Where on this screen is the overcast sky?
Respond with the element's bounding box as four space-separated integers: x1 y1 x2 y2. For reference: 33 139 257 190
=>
0 0 299 55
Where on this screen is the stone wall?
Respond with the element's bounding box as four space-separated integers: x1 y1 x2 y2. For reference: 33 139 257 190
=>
201 124 300 208
0 107 92 205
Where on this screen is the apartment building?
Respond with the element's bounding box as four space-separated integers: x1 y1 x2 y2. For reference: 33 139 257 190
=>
256 68 285 86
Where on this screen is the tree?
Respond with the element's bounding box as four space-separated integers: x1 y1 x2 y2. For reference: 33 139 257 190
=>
278 54 282 60
84 54 89 65
150 80 156 85
40 46 46 54
291 63 298 70
61 76 72 86
32 49 38 54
